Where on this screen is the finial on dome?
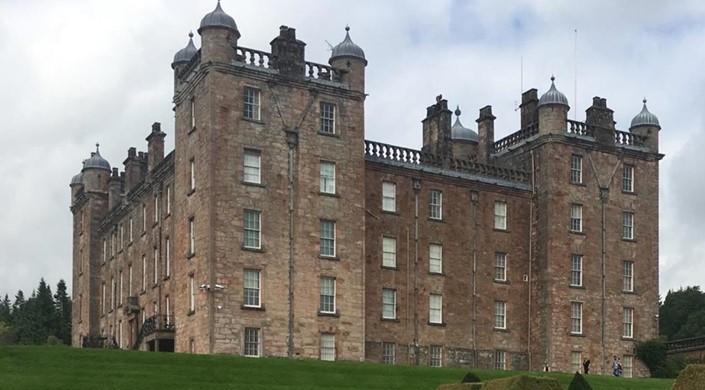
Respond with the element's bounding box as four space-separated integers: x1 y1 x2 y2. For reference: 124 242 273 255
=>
630 97 660 130
189 31 194 38
551 75 555 82
643 97 647 104
96 143 100 152
538 75 569 108
345 25 350 32
330 24 366 64
455 105 461 117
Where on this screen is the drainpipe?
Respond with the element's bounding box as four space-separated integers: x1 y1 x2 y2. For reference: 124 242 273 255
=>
528 150 535 370
286 131 298 357
470 191 478 367
412 178 421 365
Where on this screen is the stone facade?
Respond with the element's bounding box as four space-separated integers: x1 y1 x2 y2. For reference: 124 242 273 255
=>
69 3 662 377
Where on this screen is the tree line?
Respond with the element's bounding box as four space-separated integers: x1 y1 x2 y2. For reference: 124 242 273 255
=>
0 278 71 345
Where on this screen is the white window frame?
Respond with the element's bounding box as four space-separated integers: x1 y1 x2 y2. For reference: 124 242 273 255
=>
319 161 336 194
623 212 634 239
319 276 336 314
571 301 583 334
243 209 261 249
429 190 442 220
382 182 396 212
320 220 336 257
623 307 634 339
494 201 507 230
243 269 261 308
382 288 396 320
142 204 147 232
571 155 583 184
570 254 583 287
623 164 634 192
118 271 123 305
382 342 395 365
429 293 442 324
623 260 634 292
189 274 195 313
494 252 507 282
570 204 583 233
243 87 261 121
495 350 506 370
189 159 196 191
320 102 336 134
153 194 159 223
190 97 196 130
430 345 442 367
128 265 133 297
243 149 261 184
429 244 442 274
189 218 195 255
141 255 146 292
101 283 106 314
244 327 261 357
571 351 582 373
494 300 507 329
382 236 397 268
153 248 158 286
165 238 171 278
129 217 133 242
623 355 633 378
320 333 335 361
166 186 171 215
110 277 116 310
103 239 107 263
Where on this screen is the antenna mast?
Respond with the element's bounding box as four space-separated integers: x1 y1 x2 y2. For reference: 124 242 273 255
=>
574 29 578 120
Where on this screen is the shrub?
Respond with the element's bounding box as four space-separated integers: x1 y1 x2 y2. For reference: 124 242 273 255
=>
671 364 705 390
461 371 482 383
635 338 667 376
45 335 66 346
567 372 592 390
482 375 562 390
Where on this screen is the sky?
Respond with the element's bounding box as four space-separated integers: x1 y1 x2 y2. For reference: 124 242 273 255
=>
1 0 704 301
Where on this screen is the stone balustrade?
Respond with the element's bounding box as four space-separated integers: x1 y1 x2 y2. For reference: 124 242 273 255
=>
235 46 272 68
566 119 595 137
493 123 538 153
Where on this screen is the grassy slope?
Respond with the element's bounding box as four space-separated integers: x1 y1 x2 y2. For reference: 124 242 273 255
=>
0 346 674 390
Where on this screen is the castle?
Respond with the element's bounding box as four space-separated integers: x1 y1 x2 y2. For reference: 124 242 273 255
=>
70 1 663 377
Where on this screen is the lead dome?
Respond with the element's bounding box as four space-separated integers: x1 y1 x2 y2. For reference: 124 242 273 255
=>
330 26 366 64
198 1 239 34
450 106 478 142
538 76 570 109
172 32 198 68
82 144 111 172
630 99 660 130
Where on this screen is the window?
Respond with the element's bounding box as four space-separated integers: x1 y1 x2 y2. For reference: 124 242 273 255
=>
623 307 634 339
243 269 261 308
429 190 442 220
622 212 634 239
243 87 261 120
103 239 107 263
430 345 442 367
570 255 583 287
101 283 106 314
165 296 171 326
320 220 336 257
429 293 442 324
142 255 146 292
495 301 507 329
320 276 336 314
320 102 336 134
129 217 133 242
382 182 396 212
189 274 195 313
244 149 261 184
382 288 396 320
382 342 395 365
244 327 260 357
494 201 507 230
142 204 147 232
118 271 123 305
165 238 171 278
382 237 397 268
166 186 171 215
571 302 582 334
153 194 159 223
128 265 132 297
623 261 634 292
243 210 261 249
623 164 634 192
153 248 158 285
570 204 583 233
190 97 196 130
119 225 124 250
189 218 195 255
495 350 506 370
429 244 442 274
319 161 336 194
110 277 115 310
571 155 583 184
320 333 335 361
571 351 582 373
110 233 115 257
623 355 633 378
494 252 507 282
189 159 195 191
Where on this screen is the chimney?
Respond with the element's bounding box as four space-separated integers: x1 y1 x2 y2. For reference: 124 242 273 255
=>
108 168 123 210
585 97 615 145
123 148 141 192
270 26 306 78
520 89 538 129
146 122 166 172
421 96 453 157
477 105 496 163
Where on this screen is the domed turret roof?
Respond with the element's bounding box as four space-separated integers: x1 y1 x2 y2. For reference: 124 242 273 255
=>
450 106 478 142
70 171 84 186
538 76 570 109
82 144 111 172
199 1 238 34
330 26 367 64
630 98 660 130
172 32 198 68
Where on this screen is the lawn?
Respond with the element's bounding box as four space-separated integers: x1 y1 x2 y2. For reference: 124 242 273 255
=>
0 345 675 389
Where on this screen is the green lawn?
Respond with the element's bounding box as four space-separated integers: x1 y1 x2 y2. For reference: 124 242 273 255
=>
0 345 674 389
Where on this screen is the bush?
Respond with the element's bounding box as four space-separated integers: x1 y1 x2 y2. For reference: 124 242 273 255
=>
461 371 482 383
567 372 592 390
481 375 562 390
45 335 66 346
635 338 668 376
672 364 705 390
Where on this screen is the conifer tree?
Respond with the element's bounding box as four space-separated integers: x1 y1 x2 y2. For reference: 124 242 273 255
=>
54 280 72 345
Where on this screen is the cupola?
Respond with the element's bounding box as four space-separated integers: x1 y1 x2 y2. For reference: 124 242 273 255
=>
630 98 660 130
198 0 239 36
538 76 570 109
172 32 198 69
82 144 111 172
450 106 478 142
330 26 367 65
70 171 84 186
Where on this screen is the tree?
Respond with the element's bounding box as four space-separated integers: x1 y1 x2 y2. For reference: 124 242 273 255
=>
660 286 705 340
636 338 668 377
673 311 705 340
0 294 11 324
54 279 72 345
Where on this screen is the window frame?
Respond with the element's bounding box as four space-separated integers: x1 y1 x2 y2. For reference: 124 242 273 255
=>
494 300 507 329
429 243 443 274
243 87 261 121
382 236 397 268
243 149 261 184
382 342 396 365
494 252 507 282
243 209 262 250
623 164 634 192
429 293 443 324
622 212 634 239
623 307 634 339
319 160 336 194
495 350 506 370
320 333 336 361
494 201 507 230
188 218 196 256
320 220 336 258
623 260 634 292
570 203 583 233
244 327 261 357
382 288 397 320
571 154 583 184
429 190 442 220
319 276 336 314
382 182 396 212
320 102 336 134
570 254 583 287
571 301 583 335
243 269 261 308
430 345 443 367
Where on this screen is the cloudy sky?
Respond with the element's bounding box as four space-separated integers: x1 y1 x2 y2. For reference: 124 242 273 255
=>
1 0 704 300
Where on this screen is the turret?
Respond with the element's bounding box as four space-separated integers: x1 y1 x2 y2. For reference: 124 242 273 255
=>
629 98 660 152
172 32 199 90
537 76 570 136
70 165 84 204
585 96 615 146
146 122 166 172
81 144 111 193
329 26 367 93
197 1 240 64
